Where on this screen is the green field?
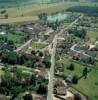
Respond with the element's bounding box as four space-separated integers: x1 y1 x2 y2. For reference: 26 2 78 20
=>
61 56 84 77
4 32 23 43
73 70 98 100
61 55 98 100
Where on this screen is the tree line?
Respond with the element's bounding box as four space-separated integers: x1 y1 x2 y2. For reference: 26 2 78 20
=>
66 6 98 16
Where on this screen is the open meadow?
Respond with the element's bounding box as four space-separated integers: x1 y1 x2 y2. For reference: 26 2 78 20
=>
61 55 98 100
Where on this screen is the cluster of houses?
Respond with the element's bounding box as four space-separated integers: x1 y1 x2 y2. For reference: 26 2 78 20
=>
21 24 54 42
23 92 46 100
70 41 98 61
53 79 74 100
53 33 98 100
56 32 98 63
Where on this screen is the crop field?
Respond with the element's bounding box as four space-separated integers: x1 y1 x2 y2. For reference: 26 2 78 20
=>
0 16 38 24
0 2 74 24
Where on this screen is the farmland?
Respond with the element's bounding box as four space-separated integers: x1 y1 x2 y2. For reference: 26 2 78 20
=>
0 2 74 24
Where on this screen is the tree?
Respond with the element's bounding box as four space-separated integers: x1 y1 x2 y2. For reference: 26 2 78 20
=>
31 50 36 56
1 51 19 65
30 74 36 85
4 63 8 68
74 93 81 100
7 52 18 65
39 51 43 57
83 67 88 79
88 57 95 65
4 14 8 19
25 61 33 68
72 75 78 84
68 28 87 39
1 10 6 14
23 93 33 100
11 86 22 99
37 84 47 95
38 13 47 21
43 58 51 68
68 63 75 71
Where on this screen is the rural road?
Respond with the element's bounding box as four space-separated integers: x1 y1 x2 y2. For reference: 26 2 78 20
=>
47 35 58 100
47 14 84 100
15 38 33 52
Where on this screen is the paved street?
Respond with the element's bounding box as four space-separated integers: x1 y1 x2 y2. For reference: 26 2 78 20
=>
47 35 58 100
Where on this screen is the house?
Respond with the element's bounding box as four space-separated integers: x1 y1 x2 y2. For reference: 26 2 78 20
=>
56 86 67 95
38 68 46 77
66 75 73 83
54 79 65 87
35 67 46 78
21 26 34 33
57 37 65 47
67 97 75 100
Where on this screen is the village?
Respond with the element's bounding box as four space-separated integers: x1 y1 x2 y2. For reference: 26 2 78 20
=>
0 1 98 100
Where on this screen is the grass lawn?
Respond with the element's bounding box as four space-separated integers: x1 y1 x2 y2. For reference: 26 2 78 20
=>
28 42 48 52
4 32 23 43
61 56 85 77
87 31 98 43
61 55 98 100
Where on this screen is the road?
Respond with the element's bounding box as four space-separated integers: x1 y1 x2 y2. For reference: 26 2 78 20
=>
47 35 58 100
70 44 98 61
15 39 33 52
47 14 84 100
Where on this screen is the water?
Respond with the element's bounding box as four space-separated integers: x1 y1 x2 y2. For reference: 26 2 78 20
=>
47 13 68 22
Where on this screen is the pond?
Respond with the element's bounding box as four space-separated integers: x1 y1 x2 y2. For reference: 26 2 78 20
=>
47 13 68 22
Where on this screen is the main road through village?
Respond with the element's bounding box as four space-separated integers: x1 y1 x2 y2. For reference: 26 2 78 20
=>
12 14 83 100
47 14 84 100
